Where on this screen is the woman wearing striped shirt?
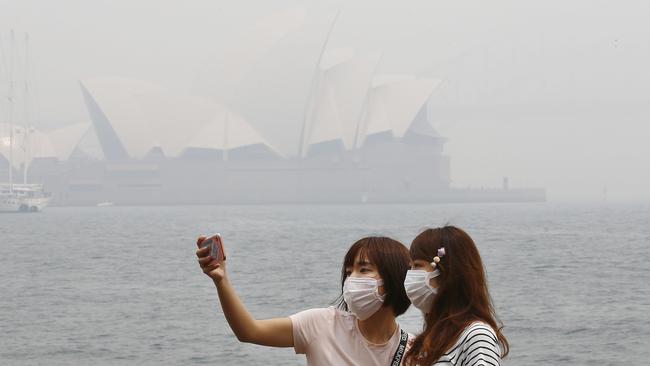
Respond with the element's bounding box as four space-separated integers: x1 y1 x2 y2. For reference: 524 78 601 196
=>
403 226 509 366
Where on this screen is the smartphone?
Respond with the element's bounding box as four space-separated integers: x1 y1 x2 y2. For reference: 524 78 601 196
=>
201 233 225 261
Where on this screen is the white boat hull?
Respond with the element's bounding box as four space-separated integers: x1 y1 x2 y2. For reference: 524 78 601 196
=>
0 196 51 212
0 196 22 212
21 196 51 212
0 184 52 212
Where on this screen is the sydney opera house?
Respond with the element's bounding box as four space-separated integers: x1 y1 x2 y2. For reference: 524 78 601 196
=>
0 9 544 205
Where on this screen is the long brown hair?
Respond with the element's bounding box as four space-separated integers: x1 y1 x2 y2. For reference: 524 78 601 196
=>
404 226 509 365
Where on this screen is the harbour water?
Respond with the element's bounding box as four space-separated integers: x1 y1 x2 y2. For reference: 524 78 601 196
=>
1 203 648 365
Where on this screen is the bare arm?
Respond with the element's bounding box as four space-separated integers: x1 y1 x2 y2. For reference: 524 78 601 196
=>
196 237 294 347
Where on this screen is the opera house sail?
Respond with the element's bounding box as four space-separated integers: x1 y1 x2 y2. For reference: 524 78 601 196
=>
10 70 543 205
2 8 545 206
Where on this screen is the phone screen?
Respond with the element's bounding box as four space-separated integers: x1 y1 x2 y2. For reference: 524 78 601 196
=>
201 237 213 250
210 239 221 259
201 235 222 260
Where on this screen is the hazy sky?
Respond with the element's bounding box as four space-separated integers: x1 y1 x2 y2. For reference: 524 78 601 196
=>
1 0 649 202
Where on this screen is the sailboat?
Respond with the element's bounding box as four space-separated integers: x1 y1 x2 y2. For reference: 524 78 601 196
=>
0 183 51 212
1 30 51 212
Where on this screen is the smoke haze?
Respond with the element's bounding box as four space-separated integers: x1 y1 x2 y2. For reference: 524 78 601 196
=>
1 0 649 202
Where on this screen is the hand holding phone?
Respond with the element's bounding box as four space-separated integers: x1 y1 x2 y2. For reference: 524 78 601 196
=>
200 233 226 262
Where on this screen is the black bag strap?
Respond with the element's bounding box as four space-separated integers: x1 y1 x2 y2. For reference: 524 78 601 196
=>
390 328 408 366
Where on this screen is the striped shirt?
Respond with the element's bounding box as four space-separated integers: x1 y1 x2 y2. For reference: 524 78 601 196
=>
428 322 501 366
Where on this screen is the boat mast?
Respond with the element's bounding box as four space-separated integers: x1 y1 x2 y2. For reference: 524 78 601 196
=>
8 29 15 193
22 32 30 184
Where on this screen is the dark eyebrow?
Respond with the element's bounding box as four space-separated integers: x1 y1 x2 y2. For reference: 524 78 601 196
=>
356 260 373 266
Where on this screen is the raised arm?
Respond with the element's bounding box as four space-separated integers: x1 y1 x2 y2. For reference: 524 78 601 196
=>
196 237 293 347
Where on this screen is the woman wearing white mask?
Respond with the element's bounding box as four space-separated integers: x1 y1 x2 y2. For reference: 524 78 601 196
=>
195 236 412 365
402 226 509 366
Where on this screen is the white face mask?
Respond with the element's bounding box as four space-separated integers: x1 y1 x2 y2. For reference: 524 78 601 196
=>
404 269 440 312
343 277 386 320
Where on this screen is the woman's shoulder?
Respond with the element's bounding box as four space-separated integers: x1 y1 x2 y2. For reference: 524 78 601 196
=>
290 306 360 341
456 321 499 351
460 321 498 340
290 306 337 320
453 321 501 366
291 306 356 323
